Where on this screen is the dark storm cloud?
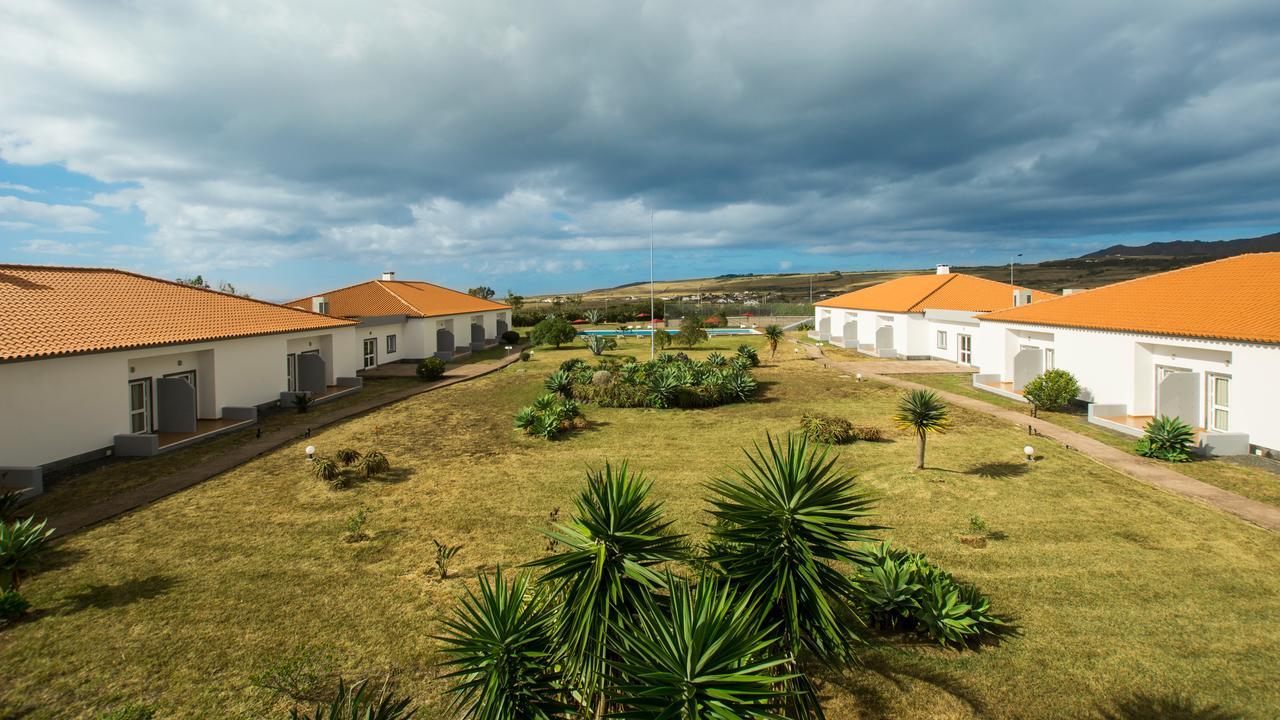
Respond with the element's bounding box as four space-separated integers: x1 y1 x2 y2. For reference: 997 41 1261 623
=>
2 0 1279 271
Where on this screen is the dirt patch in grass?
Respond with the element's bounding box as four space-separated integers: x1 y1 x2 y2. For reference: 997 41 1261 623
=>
3 337 1279 718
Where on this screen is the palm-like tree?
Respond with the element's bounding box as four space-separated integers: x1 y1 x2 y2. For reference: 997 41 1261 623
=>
525 462 686 715
763 324 785 360
705 433 880 717
0 517 55 591
435 568 568 720
894 389 950 470
609 573 793 718
289 679 417 720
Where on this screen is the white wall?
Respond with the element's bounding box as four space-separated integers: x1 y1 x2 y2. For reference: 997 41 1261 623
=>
353 321 409 367
0 326 361 469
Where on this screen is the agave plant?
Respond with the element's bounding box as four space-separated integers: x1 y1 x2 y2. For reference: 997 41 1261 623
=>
289 678 416 720
763 324 785 359
608 573 793 718
0 489 27 522
513 407 538 431
1136 415 1196 462
0 516 56 591
437 568 567 720
705 352 728 367
532 412 563 440
359 450 390 479
525 462 686 712
719 369 758 403
544 371 574 399
582 334 617 356
531 393 561 413
646 368 681 409
736 344 761 367
705 434 879 715
894 389 949 470
584 309 603 325
334 448 362 467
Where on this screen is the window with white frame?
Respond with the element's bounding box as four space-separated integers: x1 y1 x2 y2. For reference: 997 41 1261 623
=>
386 334 397 354
936 331 947 350
1045 348 1055 371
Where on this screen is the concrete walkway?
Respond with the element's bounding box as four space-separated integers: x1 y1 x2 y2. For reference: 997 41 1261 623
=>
795 341 1280 532
47 349 527 537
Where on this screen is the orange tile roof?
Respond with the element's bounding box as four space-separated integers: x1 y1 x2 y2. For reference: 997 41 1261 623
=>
978 253 1280 344
0 264 355 362
815 273 1055 313
287 280 510 319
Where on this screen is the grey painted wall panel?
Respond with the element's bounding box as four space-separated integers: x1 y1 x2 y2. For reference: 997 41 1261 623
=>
298 353 327 394
156 377 197 433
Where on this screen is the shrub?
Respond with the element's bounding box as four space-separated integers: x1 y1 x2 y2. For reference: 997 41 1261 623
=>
515 394 587 440
311 457 341 487
544 370 574 398
289 678 416 720
583 334 617 356
293 393 312 413
500 329 521 345
519 350 532 362
590 370 612 387
0 516 55 591
736 344 760 367
358 450 391 478
1021 369 1080 417
1136 415 1196 462
0 588 30 624
432 539 463 579
335 448 362 467
850 425 886 442
675 315 709 348
853 542 1007 648
343 508 371 543
250 644 338 702
0 489 26 522
799 413 855 444
97 705 157 720
415 357 446 381
651 328 673 350
530 316 577 348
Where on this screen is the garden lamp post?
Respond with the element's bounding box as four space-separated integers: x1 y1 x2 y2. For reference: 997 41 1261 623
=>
856 372 863 382
1024 445 1035 462
306 445 316 461
504 345 513 357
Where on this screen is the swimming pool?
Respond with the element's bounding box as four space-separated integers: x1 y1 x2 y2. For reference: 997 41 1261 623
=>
578 328 761 336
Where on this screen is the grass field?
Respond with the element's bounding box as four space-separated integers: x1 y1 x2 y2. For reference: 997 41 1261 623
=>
904 372 1280 509
3 335 1279 718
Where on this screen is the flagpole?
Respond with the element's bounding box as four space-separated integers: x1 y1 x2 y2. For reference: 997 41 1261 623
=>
649 210 655 360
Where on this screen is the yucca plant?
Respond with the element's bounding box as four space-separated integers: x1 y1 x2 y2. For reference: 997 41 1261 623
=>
763 324 785 359
436 568 568 720
1136 415 1196 462
544 371 574 399
359 450 391 479
294 393 312 414
894 389 949 470
525 462 687 713
334 448 362 467
0 516 56 591
705 434 880 716
289 678 416 720
608 573 794 718
0 488 27 522
311 456 342 487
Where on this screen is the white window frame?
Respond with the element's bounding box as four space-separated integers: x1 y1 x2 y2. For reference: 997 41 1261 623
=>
286 353 297 392
936 330 947 350
957 334 972 365
128 378 152 434
1207 373 1230 432
1044 348 1055 371
362 338 377 369
386 334 397 354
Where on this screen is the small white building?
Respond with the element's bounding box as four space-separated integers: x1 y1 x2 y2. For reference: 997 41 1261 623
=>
812 266 1054 362
0 265 363 496
973 253 1280 455
286 272 512 367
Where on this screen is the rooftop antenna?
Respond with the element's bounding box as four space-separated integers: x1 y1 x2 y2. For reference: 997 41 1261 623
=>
649 209 655 360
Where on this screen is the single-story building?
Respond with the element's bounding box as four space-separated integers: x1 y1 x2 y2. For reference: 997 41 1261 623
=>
286 273 512 366
812 265 1055 361
0 265 363 496
973 253 1280 455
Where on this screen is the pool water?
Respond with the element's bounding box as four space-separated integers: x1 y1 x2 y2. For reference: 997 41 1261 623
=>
578 328 761 336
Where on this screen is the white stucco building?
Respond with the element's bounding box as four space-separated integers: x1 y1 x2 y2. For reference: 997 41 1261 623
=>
973 253 1280 455
0 265 363 496
286 273 513 367
812 266 1055 362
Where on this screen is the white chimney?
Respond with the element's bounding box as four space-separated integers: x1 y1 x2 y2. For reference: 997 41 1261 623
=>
381 271 396 281
936 264 951 275
312 296 329 314
1062 288 1087 296
1012 289 1034 307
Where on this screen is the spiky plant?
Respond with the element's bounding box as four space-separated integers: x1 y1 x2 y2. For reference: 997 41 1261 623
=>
719 369 759 404
294 393 312 413
584 309 603 325
436 568 568 720
894 389 950 470
0 488 27 522
525 462 686 713
608 573 794 718
705 352 728 367
736 344 761 367
513 407 538 431
289 678 416 720
763 324 785 359
544 371 574 399
359 450 390 478
0 516 55 591
311 456 341 487
335 448 362 467
582 335 617 357
705 433 879 717
1136 415 1196 462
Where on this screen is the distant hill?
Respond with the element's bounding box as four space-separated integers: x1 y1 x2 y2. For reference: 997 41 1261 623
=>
1081 231 1280 259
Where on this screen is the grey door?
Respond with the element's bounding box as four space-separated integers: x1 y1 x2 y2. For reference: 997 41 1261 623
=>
1156 367 1199 428
1012 346 1043 390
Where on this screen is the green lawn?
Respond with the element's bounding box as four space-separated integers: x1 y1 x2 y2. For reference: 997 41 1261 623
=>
3 336 1279 718
905 372 1280 509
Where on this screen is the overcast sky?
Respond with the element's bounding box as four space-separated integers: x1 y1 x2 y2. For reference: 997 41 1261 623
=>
2 1 1279 297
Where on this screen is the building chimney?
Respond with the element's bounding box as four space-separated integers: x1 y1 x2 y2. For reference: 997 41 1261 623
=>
312 296 329 314
1012 289 1033 307
935 264 951 275
381 271 396 281
1062 288 1087 296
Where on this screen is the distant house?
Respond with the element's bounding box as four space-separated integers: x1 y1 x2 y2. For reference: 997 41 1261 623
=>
974 253 1280 455
286 272 511 365
812 265 1054 361
0 265 362 496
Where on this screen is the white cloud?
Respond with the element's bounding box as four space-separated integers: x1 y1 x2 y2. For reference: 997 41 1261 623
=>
0 194 99 232
0 181 38 193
